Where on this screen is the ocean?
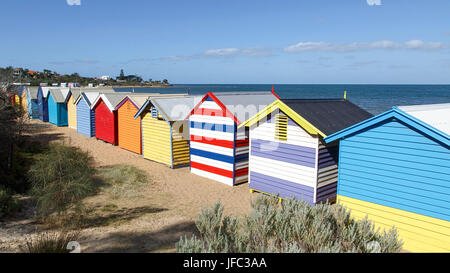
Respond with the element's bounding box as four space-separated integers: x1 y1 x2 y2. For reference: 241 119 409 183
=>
115 84 450 115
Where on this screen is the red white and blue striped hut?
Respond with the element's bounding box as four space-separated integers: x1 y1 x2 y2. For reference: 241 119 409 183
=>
185 91 279 186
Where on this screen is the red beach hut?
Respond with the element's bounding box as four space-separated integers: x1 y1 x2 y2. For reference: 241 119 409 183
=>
91 93 129 145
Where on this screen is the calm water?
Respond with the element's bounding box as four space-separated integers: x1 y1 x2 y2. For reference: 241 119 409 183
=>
115 84 450 115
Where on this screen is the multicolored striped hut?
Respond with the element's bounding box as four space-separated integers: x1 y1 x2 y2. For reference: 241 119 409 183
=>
47 88 70 126
185 92 279 186
239 99 372 205
134 95 200 167
324 103 450 252
91 93 130 145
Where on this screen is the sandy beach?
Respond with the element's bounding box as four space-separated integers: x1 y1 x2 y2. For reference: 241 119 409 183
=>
1 119 252 253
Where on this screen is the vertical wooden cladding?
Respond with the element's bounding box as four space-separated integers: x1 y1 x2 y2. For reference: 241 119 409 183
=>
94 99 118 145
76 97 95 137
142 112 172 166
67 94 77 129
117 99 142 154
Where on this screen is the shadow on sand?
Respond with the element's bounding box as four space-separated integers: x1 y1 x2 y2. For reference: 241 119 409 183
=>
81 221 197 253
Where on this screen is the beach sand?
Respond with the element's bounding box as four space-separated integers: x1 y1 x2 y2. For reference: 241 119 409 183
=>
1 120 252 253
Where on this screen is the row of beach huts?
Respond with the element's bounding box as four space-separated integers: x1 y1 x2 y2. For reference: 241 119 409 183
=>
8 85 450 252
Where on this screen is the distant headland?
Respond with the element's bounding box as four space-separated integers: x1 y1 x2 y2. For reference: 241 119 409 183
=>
0 66 171 88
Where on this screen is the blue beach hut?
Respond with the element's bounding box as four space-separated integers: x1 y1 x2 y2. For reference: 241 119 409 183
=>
47 88 70 126
37 87 52 122
26 87 39 119
75 92 100 137
324 103 450 252
239 99 372 205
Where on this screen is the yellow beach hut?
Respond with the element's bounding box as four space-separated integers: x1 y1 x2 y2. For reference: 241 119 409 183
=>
134 95 201 168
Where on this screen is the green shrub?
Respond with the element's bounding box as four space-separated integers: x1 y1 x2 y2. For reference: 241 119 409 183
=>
22 231 80 253
28 144 97 217
0 185 19 218
176 195 403 253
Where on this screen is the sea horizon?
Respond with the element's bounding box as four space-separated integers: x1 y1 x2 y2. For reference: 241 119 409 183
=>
115 84 450 115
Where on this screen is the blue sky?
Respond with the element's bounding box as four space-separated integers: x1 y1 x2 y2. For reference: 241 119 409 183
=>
1 0 450 84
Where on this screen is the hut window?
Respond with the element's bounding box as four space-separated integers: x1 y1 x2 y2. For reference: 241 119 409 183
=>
151 106 158 118
275 114 288 141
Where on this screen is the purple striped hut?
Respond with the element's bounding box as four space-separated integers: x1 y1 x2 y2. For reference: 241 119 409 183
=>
239 98 372 205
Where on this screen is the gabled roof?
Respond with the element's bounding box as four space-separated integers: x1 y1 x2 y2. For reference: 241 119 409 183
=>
186 91 279 124
398 103 450 135
239 99 372 137
39 87 54 98
133 93 192 120
324 105 450 146
91 93 131 112
47 88 71 103
282 99 373 136
75 92 100 107
28 87 39 100
114 93 161 111
150 96 203 121
69 87 116 104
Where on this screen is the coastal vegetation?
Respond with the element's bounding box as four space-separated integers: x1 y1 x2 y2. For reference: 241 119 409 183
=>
176 195 403 253
0 66 170 87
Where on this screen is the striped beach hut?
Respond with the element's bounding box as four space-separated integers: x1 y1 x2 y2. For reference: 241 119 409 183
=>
47 88 70 126
37 87 53 122
134 95 200 167
91 93 130 145
75 92 100 137
185 92 279 186
239 99 372 205
324 103 450 252
26 87 39 119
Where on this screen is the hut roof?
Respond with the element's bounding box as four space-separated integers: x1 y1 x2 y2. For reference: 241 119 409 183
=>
186 91 279 124
48 88 71 103
69 87 116 103
118 94 160 110
239 98 372 137
398 103 450 135
132 93 192 119
91 93 131 111
324 105 450 146
150 96 203 121
282 99 373 136
75 92 100 107
28 87 39 100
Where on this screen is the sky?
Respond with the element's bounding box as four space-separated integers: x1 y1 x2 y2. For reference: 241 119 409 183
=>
1 0 450 84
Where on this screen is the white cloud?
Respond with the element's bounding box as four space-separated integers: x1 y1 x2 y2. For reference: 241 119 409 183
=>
284 40 446 53
204 48 240 56
366 0 381 6
203 47 272 58
67 0 81 6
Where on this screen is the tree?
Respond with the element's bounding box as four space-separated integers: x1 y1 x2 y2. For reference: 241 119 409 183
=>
119 69 125 80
